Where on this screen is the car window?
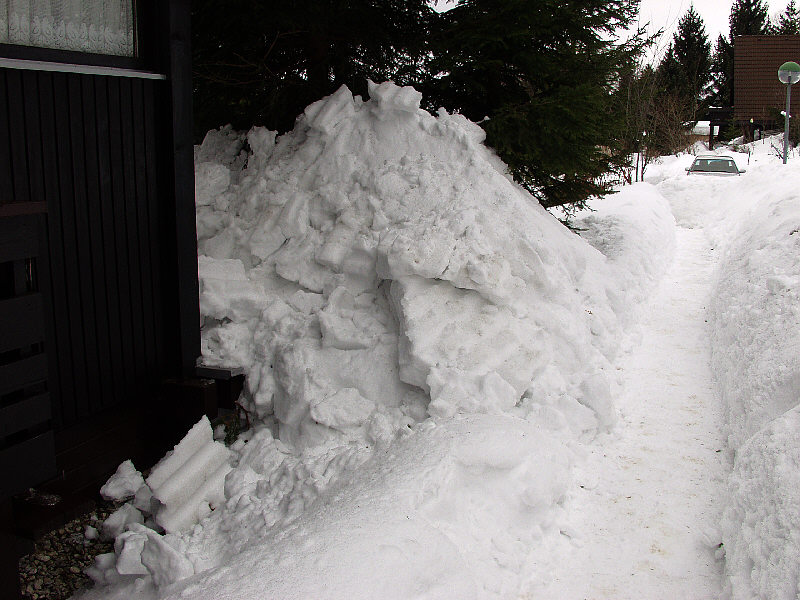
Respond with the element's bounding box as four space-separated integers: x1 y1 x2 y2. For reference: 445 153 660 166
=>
691 158 738 173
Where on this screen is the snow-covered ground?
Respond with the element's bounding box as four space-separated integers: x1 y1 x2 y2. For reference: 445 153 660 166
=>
75 87 800 600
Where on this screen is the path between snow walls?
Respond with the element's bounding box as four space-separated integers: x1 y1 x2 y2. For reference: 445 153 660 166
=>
530 217 729 597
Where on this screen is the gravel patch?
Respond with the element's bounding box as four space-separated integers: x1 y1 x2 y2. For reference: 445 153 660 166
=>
19 500 117 600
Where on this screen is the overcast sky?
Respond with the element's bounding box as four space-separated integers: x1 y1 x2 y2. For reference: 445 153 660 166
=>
637 0 793 52
430 1 794 59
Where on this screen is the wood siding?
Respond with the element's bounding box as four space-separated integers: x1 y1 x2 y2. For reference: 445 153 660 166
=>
0 213 56 499
734 35 800 123
0 67 183 433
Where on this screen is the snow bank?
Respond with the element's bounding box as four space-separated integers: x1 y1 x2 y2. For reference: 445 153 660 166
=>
708 157 800 600
165 415 571 600
574 183 676 319
78 82 675 599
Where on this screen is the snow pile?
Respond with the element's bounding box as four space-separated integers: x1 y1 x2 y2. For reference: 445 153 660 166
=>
195 81 668 445
165 416 571 600
708 156 800 600
77 82 675 599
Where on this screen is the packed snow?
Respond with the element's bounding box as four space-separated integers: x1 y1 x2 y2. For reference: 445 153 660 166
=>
74 85 800 600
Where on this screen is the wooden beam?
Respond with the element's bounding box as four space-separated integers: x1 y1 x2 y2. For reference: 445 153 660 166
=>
167 0 200 377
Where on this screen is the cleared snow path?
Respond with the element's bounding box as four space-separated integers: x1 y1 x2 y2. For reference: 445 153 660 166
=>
536 226 729 599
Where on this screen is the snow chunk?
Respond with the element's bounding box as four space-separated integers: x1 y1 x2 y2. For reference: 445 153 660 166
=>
100 460 145 501
146 416 232 533
303 85 356 135
310 388 375 430
101 503 143 540
367 79 423 112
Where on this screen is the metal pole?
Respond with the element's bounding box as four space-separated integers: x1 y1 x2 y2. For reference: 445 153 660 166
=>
785 82 792 164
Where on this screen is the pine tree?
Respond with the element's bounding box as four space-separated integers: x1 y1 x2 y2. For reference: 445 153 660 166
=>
655 43 681 93
192 0 648 209
658 6 711 118
710 34 734 107
772 0 800 34
191 0 435 138
729 0 769 38
423 0 645 208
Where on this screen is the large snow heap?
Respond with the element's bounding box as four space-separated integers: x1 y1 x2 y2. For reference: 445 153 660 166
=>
80 81 674 598
196 81 634 445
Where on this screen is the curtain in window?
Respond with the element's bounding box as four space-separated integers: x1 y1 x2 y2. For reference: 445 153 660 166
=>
0 0 135 56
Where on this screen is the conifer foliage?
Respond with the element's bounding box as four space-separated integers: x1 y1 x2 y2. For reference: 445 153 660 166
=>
729 0 769 37
191 0 434 136
192 0 645 209
772 0 800 35
710 34 734 108
656 6 711 119
421 0 643 208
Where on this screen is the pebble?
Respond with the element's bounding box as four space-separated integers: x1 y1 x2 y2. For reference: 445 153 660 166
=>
18 500 118 600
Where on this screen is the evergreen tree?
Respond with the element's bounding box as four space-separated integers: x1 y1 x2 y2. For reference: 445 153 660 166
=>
192 0 648 209
710 34 734 107
191 0 434 138
656 7 711 118
672 6 712 110
729 0 769 37
772 0 800 34
422 0 645 208
655 43 681 93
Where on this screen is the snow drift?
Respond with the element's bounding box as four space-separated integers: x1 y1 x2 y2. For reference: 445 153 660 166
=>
708 151 800 600
77 82 674 599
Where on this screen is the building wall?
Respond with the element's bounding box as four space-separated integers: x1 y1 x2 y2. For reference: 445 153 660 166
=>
734 35 800 124
0 0 199 502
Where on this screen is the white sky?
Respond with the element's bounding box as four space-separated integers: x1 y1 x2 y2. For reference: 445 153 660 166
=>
433 1 794 56
637 0 793 53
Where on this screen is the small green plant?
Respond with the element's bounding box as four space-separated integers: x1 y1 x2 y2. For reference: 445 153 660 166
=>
213 411 242 446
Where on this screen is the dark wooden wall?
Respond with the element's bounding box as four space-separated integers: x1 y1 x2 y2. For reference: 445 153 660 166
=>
0 213 55 500
0 0 199 504
735 35 800 123
0 69 176 432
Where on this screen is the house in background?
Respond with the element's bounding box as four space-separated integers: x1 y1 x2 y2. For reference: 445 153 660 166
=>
734 35 800 139
0 1 217 597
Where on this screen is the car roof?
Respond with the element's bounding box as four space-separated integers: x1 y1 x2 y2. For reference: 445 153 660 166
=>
694 154 734 160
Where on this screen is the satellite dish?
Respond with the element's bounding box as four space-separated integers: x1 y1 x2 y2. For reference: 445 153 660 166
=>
778 61 800 85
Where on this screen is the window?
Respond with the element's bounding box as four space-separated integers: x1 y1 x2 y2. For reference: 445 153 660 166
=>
0 0 136 57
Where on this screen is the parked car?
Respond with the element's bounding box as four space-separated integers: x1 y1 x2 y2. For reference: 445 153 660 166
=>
686 154 746 176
